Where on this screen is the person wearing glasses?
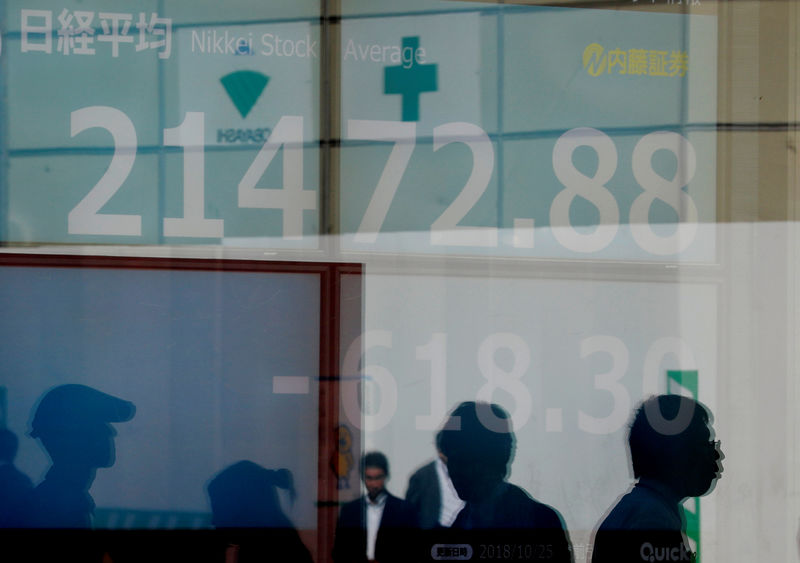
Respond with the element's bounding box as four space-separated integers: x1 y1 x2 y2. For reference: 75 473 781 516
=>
591 394 723 563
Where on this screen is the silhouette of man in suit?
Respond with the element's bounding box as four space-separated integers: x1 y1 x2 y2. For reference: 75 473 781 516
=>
591 395 723 563
333 451 417 563
405 429 464 529
434 401 573 562
26 384 135 529
0 428 33 527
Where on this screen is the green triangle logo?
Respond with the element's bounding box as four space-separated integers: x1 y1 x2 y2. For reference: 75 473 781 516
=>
220 70 270 119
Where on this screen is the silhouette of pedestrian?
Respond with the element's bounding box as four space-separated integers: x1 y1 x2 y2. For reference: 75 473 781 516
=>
333 451 417 563
26 384 135 529
206 460 312 562
591 395 723 563
436 401 573 562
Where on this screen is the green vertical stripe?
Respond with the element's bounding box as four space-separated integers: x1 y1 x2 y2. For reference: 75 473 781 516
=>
666 369 701 562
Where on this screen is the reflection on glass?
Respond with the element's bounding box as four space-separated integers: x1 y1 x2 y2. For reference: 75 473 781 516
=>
333 451 417 563
25 384 136 529
434 402 572 562
207 460 312 562
592 395 723 563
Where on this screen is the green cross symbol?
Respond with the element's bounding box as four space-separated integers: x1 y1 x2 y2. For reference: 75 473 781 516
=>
384 36 438 122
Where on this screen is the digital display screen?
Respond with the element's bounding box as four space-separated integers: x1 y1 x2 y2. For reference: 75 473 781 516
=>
2 1 716 262
4 2 799 563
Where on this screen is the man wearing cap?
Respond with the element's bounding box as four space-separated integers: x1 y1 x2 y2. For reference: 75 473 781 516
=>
26 384 135 529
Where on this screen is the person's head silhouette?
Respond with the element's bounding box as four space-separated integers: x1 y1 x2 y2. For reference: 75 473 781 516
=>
207 460 295 528
30 384 135 470
25 385 135 528
439 401 514 503
629 394 722 499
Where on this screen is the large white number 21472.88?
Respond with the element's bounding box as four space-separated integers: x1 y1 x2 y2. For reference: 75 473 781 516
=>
68 107 315 239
